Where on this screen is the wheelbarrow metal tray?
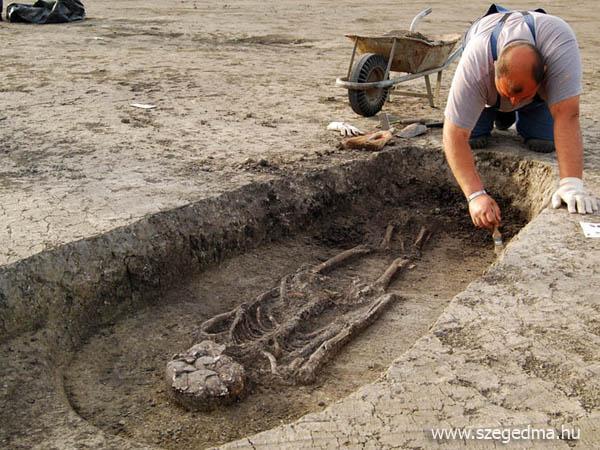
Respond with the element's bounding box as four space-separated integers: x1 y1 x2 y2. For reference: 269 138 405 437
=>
345 31 461 74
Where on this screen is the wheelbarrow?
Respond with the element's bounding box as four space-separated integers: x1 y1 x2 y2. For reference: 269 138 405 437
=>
336 8 462 117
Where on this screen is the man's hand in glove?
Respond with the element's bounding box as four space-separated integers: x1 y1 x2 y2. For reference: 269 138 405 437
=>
327 121 363 137
551 177 599 214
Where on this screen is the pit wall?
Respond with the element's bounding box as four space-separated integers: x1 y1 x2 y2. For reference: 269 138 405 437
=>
0 146 555 360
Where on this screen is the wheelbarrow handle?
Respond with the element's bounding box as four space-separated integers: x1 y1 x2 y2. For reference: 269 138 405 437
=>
409 7 432 32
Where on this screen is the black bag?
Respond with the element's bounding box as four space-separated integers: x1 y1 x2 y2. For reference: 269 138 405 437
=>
7 0 85 24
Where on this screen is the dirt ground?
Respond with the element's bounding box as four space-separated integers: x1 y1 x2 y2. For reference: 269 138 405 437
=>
1 1 600 449
62 187 526 449
1 0 599 266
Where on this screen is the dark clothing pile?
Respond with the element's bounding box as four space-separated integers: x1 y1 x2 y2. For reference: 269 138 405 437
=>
6 0 84 24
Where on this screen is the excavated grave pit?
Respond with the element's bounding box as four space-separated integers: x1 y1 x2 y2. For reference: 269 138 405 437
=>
0 146 555 449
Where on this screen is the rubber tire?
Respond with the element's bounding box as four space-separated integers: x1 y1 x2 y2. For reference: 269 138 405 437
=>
348 53 389 117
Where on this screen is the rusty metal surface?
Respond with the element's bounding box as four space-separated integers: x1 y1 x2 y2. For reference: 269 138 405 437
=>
345 31 461 73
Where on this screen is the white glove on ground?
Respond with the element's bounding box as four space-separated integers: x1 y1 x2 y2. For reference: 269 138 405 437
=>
327 121 363 137
551 177 599 214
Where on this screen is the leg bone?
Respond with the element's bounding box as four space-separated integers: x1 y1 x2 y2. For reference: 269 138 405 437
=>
313 245 372 275
293 293 398 384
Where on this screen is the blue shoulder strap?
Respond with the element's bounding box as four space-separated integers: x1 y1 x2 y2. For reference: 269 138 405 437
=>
486 3 546 15
520 11 537 44
490 12 512 61
489 9 544 61
485 3 510 15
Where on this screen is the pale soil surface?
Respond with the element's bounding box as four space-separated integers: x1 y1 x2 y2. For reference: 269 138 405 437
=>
1 1 600 449
62 191 525 449
65 234 490 450
1 0 599 266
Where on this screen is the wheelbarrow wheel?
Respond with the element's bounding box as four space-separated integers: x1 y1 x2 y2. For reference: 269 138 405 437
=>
348 53 389 117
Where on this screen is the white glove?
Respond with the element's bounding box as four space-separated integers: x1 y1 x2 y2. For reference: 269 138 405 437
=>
551 177 599 214
327 121 363 137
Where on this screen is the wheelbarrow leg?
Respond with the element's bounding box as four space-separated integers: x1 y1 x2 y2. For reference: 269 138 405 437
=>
434 70 443 106
424 74 434 108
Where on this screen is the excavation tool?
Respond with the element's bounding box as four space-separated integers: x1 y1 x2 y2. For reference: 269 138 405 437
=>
492 226 504 255
336 7 462 116
378 115 444 129
379 112 392 131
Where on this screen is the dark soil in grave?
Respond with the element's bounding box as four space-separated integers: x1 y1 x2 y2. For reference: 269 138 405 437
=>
62 183 526 450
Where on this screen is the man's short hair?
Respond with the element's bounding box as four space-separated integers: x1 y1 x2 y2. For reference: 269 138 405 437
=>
496 41 545 85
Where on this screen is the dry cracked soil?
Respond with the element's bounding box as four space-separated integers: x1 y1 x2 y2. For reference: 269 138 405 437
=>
1 0 600 449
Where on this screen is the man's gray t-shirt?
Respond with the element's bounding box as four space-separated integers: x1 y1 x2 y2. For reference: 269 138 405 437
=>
444 12 582 130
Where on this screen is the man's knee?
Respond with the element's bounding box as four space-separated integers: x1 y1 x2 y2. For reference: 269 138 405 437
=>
515 104 554 142
470 107 497 139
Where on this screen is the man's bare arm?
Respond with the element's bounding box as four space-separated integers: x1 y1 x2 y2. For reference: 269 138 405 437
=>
442 121 483 196
443 121 501 228
549 95 583 178
548 95 598 213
